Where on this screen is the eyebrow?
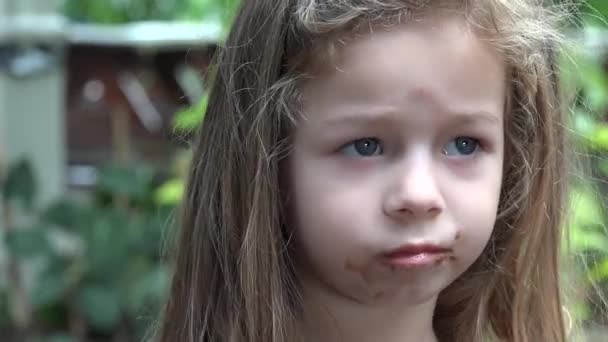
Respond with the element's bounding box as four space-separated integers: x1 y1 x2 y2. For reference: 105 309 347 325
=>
319 109 502 128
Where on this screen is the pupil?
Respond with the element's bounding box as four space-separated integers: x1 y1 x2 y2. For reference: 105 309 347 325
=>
456 138 476 154
355 139 378 156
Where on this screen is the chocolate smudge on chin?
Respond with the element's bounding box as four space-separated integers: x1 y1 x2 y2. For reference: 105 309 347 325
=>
345 258 399 301
345 258 398 284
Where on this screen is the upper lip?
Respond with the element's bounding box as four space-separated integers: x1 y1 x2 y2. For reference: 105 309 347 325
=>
382 244 452 258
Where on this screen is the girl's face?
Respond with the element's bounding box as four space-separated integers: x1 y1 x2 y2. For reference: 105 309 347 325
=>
288 14 506 308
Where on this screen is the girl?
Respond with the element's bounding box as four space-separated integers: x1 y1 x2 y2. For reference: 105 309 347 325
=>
158 0 571 341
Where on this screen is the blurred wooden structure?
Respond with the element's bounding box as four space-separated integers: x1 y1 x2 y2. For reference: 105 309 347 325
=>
64 22 219 186
0 0 220 198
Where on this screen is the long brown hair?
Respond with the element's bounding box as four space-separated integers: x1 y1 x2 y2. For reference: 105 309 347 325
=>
157 1 571 341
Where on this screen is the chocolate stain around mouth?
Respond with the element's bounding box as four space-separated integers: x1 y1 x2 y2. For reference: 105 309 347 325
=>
345 257 397 301
344 251 456 301
345 258 391 285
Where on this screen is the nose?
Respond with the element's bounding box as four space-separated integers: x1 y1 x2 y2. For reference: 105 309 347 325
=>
383 155 445 220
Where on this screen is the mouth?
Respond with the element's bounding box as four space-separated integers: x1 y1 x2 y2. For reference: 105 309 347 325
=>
381 244 453 269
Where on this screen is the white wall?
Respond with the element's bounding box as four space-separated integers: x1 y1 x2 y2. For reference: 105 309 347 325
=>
0 68 66 205
0 0 66 206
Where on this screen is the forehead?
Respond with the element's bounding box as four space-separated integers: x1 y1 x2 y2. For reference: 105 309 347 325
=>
299 13 506 125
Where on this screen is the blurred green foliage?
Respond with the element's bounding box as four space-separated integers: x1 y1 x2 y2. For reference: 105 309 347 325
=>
1 160 172 341
560 1 608 327
173 96 208 133
0 0 242 339
62 0 240 25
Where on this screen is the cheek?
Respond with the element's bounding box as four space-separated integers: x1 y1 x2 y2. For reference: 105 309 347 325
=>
288 151 377 242
290 183 364 296
291 170 367 254
448 174 502 264
288 154 381 281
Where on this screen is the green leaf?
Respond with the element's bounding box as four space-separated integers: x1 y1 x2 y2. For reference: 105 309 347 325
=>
63 1 129 23
138 265 170 302
585 0 608 24
62 0 239 23
173 96 208 132
84 211 133 282
570 188 604 228
568 188 608 253
4 229 51 259
32 255 84 308
570 229 608 252
570 44 608 111
154 178 184 205
589 258 608 282
31 267 69 307
591 123 608 150
41 199 91 232
96 164 155 202
573 110 597 138
127 265 170 316
126 211 169 258
570 301 591 324
119 256 153 314
77 286 122 332
2 159 37 209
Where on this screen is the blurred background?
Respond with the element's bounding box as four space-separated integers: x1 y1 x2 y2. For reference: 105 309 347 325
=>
0 0 607 341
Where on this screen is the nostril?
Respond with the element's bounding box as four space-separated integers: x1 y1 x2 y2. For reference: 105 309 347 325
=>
386 202 443 220
399 208 414 215
427 207 442 215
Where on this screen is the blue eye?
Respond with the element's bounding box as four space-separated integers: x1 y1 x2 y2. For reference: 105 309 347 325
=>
342 138 383 157
443 137 480 156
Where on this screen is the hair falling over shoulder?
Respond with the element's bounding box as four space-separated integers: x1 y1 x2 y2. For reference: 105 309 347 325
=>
155 1 575 341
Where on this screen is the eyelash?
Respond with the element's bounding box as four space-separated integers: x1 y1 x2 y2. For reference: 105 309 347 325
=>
340 137 483 158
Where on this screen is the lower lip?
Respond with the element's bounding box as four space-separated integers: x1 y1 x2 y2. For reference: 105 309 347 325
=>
383 252 450 269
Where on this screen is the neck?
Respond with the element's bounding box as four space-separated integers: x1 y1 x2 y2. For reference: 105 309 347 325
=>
299 278 439 342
